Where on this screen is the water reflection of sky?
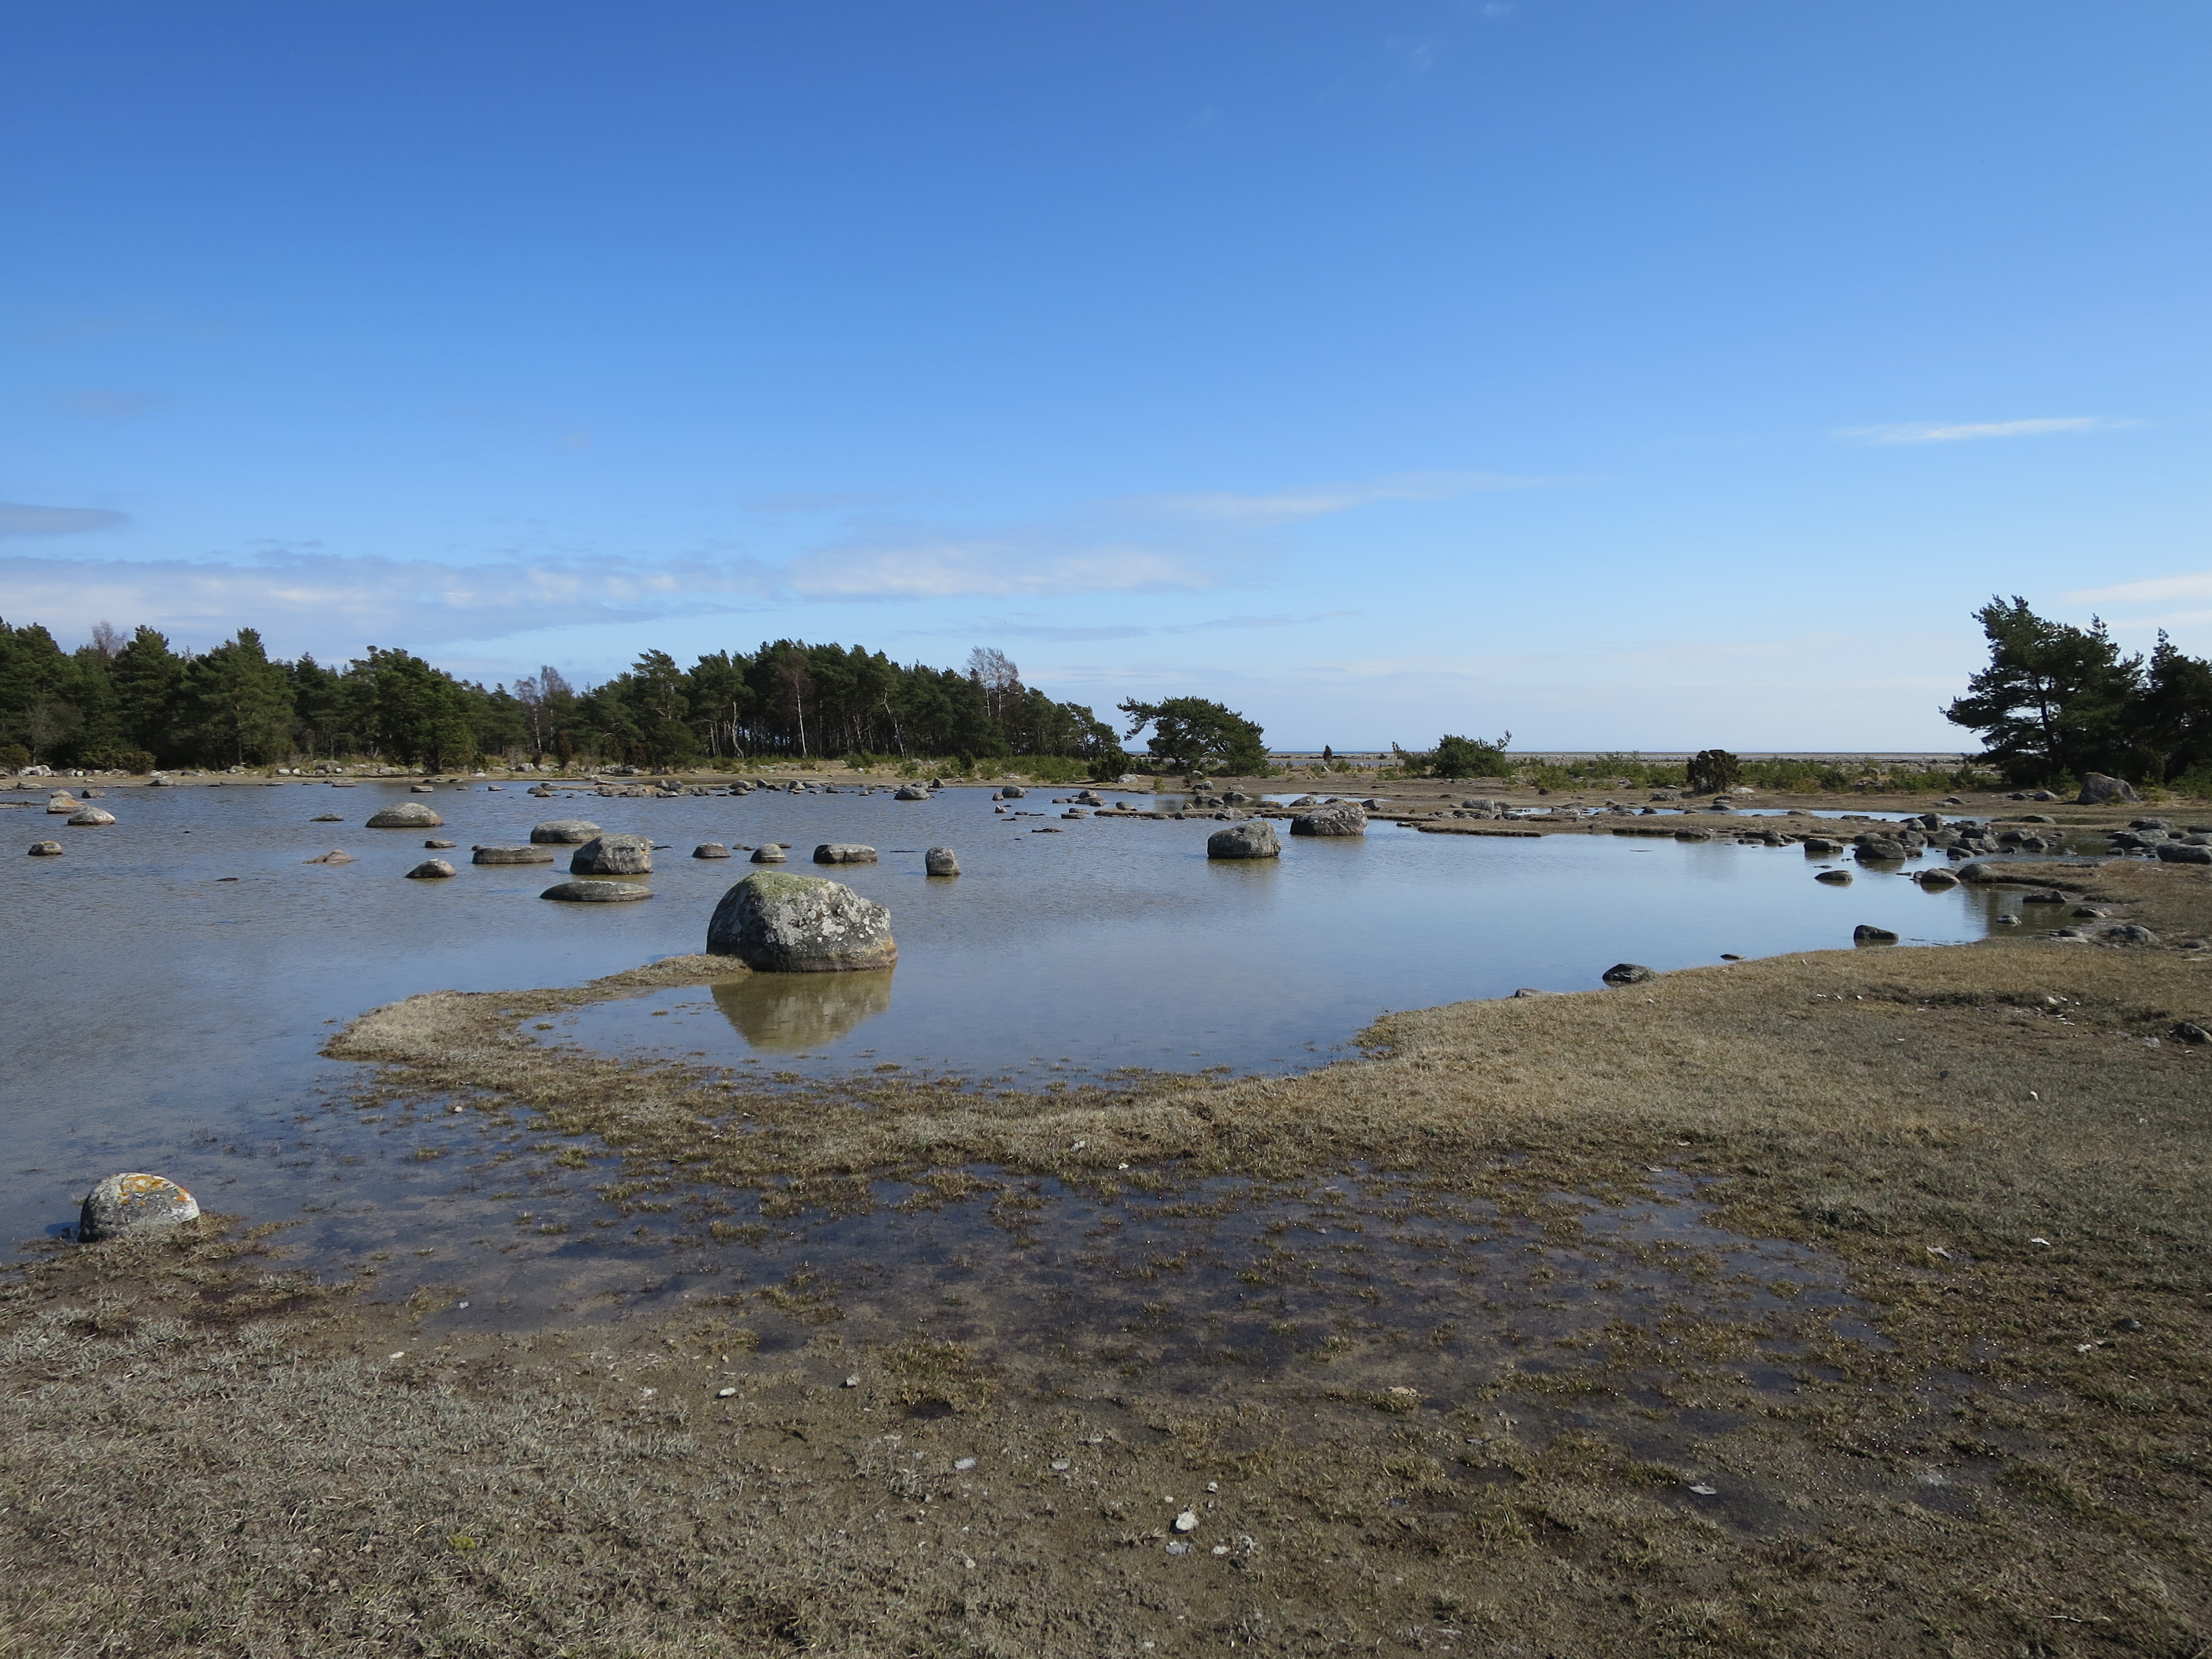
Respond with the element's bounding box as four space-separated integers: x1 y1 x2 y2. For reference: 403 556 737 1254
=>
0 779 2056 1257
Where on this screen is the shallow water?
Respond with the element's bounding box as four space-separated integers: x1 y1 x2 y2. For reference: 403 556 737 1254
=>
0 778 2049 1275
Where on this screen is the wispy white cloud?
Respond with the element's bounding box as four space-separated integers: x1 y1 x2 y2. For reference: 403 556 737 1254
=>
0 525 1232 653
1839 416 2128 446
0 550 770 650
2066 570 2212 606
0 503 131 537
780 536 1215 600
1137 471 1559 525
927 611 1358 643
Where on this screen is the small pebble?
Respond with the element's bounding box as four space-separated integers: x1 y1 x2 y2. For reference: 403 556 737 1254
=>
718 1387 737 1399
1165 1541 1191 1556
1689 1484 1718 1496
1050 1459 1071 1472
844 1374 860 1387
1211 1544 1230 1556
1173 1510 1198 1532
953 1457 977 1472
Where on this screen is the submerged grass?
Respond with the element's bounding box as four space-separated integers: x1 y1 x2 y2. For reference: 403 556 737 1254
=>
3 862 2209 1655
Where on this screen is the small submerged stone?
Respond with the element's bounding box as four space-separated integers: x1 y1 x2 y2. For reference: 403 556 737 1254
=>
28 840 64 857
473 844 555 865
406 859 458 879
541 879 654 903
304 849 355 864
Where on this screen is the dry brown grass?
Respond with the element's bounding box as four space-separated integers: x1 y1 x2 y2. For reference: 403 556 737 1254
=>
4 864 2209 1656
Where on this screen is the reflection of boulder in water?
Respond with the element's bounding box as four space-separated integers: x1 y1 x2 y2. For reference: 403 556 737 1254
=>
710 970 894 1051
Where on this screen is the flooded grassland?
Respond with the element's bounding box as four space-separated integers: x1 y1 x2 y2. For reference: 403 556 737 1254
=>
4 782 2211 1656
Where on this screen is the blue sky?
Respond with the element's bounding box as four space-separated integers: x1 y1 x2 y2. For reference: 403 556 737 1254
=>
4 2 2206 750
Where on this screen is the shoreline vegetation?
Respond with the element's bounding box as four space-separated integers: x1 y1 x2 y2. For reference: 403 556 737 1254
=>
6 779 2209 1654
7 593 2210 799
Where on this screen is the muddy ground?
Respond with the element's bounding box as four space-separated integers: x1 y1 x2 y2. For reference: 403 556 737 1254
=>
4 860 2209 1657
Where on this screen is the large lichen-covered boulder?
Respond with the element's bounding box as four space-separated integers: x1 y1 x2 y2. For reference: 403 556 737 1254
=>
1290 804 1366 837
366 801 444 829
570 833 653 875
924 846 960 877
530 819 602 844
2078 772 2139 805
405 858 457 879
813 843 878 864
68 806 117 826
893 785 931 801
707 871 898 972
80 1172 200 1241
1207 821 1281 859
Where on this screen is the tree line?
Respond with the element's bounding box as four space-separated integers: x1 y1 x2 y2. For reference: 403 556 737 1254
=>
9 594 2203 789
1944 596 2212 790
0 623 1131 773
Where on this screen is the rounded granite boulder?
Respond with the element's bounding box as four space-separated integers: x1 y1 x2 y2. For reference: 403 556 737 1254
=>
530 820 603 844
1207 821 1282 859
813 843 878 865
406 859 458 879
707 871 898 972
541 879 654 902
1290 805 1367 837
750 843 789 863
67 806 117 826
570 833 653 875
1601 963 1657 987
924 846 961 877
693 843 732 859
366 801 444 829
80 1172 200 1242
28 840 64 857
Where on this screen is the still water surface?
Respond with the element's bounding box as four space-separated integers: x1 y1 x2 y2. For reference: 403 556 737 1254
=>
1 780 2032 1286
